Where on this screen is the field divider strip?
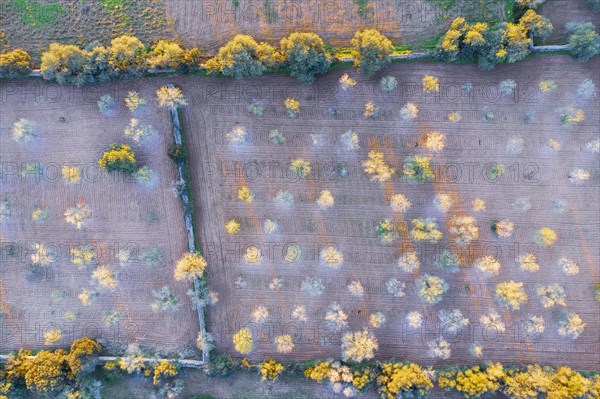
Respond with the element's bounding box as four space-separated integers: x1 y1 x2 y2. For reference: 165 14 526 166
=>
168 84 209 364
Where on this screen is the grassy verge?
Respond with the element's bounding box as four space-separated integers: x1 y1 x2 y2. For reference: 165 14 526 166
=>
12 0 64 28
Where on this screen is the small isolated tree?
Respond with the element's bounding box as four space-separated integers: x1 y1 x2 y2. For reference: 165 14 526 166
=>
434 250 461 273
423 131 445 152
11 118 36 143
64 201 91 229
317 190 334 209
124 91 145 113
243 246 262 264
397 251 420 272
474 255 502 275
151 286 179 312
558 312 586 339
438 309 469 333
519 253 540 272
568 22 600 62
280 32 332 82
206 34 282 78
98 144 137 174
156 85 187 109
400 102 419 121
403 155 434 183
363 150 395 182
535 227 557 246
499 79 517 96
340 130 360 150
289 158 312 177
364 101 380 118
339 73 357 90
422 75 440 93
97 94 115 114
537 284 567 308
415 274 448 304
427 337 451 359
225 219 240 234
284 98 300 117
380 75 398 91
325 303 348 331
410 218 442 242
275 335 294 354
320 245 343 268
390 193 411 213
233 328 253 354
351 29 394 77
448 215 479 247
0 48 32 78
577 78 597 99
341 329 378 362
174 252 207 281
92 266 117 289
301 276 325 296
495 281 528 310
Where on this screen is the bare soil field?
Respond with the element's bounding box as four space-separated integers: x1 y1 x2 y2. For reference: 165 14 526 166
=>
0 0 176 60
0 79 197 352
174 55 600 369
539 0 600 44
165 0 508 51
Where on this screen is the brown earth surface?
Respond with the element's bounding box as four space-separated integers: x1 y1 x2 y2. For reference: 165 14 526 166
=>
167 55 600 369
539 0 600 44
0 79 198 353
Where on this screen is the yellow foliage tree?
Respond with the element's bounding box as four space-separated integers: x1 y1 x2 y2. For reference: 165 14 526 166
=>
174 252 207 281
377 363 433 399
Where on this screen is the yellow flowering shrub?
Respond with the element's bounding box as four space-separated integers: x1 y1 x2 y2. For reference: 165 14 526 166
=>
237 186 254 203
43 330 62 346
284 98 300 116
260 359 284 381
174 252 207 281
363 150 395 182
61 165 81 184
503 365 549 399
353 367 376 390
422 75 440 93
98 144 137 174
535 227 557 246
153 360 177 385
377 363 433 399
304 361 331 382
439 364 505 398
289 159 312 177
92 266 117 289
225 219 241 234
545 367 590 399
70 244 97 268
31 208 50 222
341 329 378 362
495 281 528 310
233 328 253 354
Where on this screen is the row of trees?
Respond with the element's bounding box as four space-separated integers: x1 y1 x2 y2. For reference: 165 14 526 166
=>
2 19 597 83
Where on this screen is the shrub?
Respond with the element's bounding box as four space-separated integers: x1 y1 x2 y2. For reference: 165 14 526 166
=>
226 124 248 145
537 284 567 308
400 102 419 121
438 363 505 398
377 363 433 399
12 118 36 143
225 219 240 234
390 193 411 213
325 303 348 331
577 78 597 99
351 29 394 77
269 129 285 145
492 219 514 238
422 75 440 93
363 150 395 182
153 360 177 385
124 118 155 143
424 131 446 152
174 252 207 281
259 359 284 381
415 274 448 304
499 79 517 96
558 312 586 339
439 309 469 333
377 219 397 243
70 244 97 268
474 255 501 275
397 251 420 272
568 22 600 62
151 286 179 312
247 100 264 116
410 218 442 242
519 253 540 272
275 335 294 353
233 328 253 354
320 245 343 268
363 101 380 118
156 85 187 109
280 32 332 82
208 353 236 376
98 144 137 174
252 305 269 323
97 95 115 114
339 73 357 89
406 311 423 328
124 91 145 113
41 43 113 86
64 201 91 229
206 34 282 78
108 35 146 73
0 48 31 78
341 329 378 362
147 40 200 71
428 338 451 359
134 166 154 186
534 227 557 246
92 266 117 289
301 276 325 296
243 246 262 264
403 156 434 183
495 281 528 310
289 158 312 177
380 75 398 91
284 98 300 116
434 250 461 273
519 10 554 39
317 190 334 209
274 190 294 206
448 215 479 246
